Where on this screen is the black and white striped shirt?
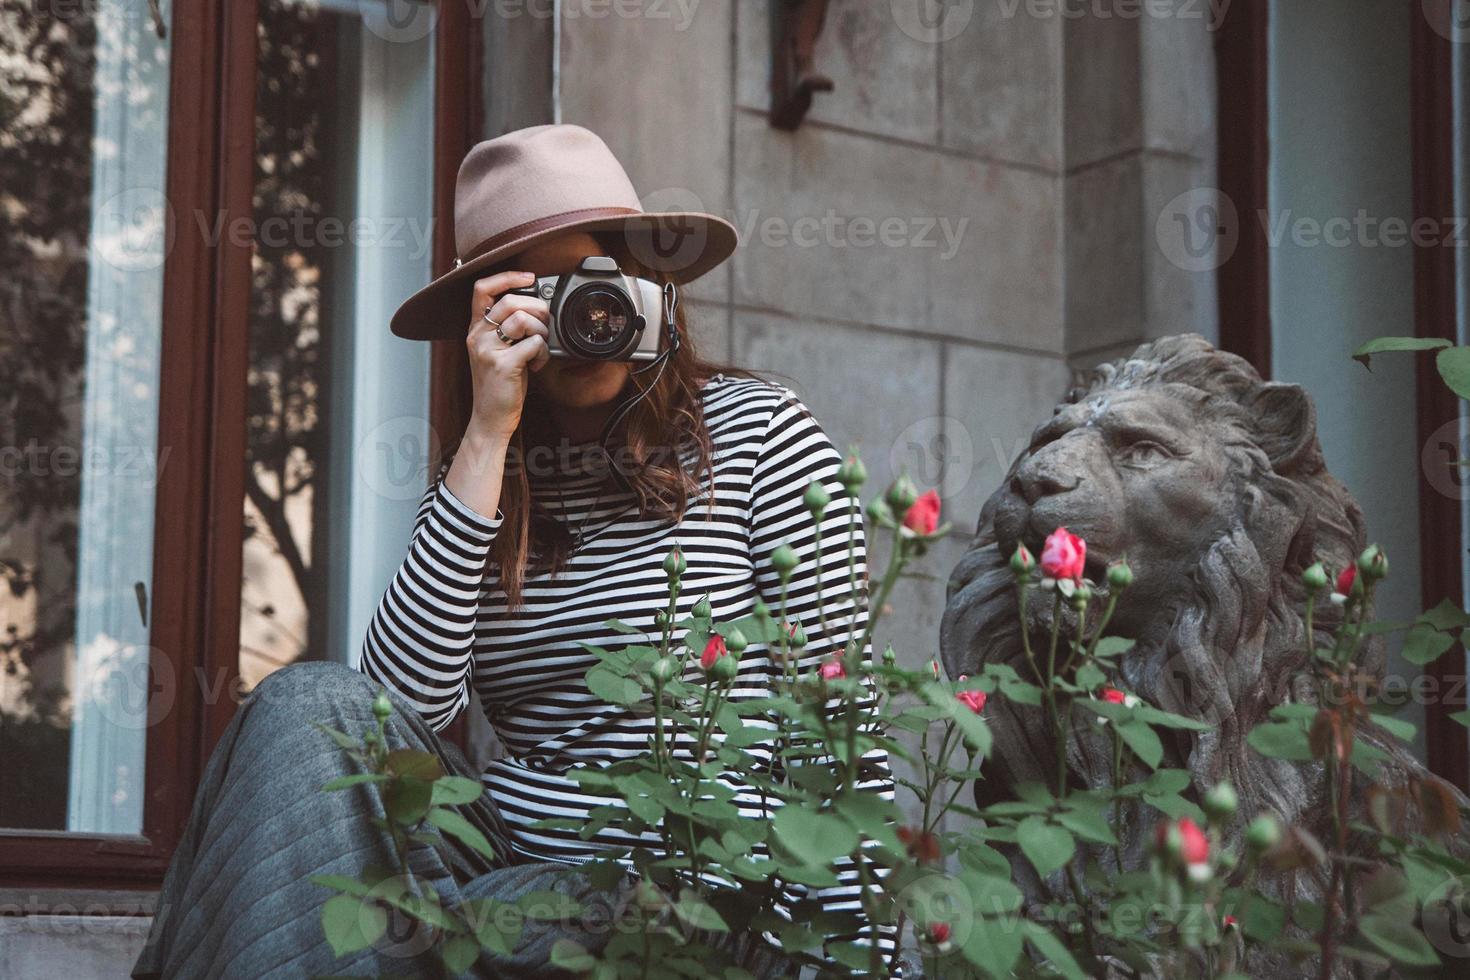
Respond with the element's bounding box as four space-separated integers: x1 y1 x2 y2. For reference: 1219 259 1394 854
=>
361 374 894 955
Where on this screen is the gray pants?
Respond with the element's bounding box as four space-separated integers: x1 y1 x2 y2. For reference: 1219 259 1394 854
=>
131 661 790 979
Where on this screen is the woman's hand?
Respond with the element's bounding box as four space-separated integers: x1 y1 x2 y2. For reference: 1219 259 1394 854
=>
465 270 552 440
443 271 551 519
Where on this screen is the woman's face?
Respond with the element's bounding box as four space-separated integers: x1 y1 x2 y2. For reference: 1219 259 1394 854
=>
512 231 634 412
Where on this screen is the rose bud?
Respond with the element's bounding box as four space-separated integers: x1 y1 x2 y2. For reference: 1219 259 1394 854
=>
902 489 942 536
726 628 748 655
692 595 713 619
1041 527 1087 582
1245 814 1282 854
882 644 897 666
929 660 941 680
1204 782 1239 822
789 623 808 648
1106 558 1134 590
897 825 942 864
710 653 739 684
956 688 987 714
650 656 679 684
700 635 728 671
818 659 846 681
1302 562 1328 592
1098 687 1128 705
770 543 799 578
926 922 952 945
804 480 832 517
1071 581 1092 609
1222 914 1238 932
372 689 393 723
1010 543 1035 577
837 453 867 491
885 474 919 516
663 545 686 579
654 609 671 631
1155 818 1211 880
1359 544 1388 582
866 496 894 526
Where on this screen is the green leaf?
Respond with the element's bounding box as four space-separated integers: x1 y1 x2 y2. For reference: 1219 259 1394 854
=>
1438 346 1470 401
1421 598 1470 631
442 932 481 974
383 777 434 825
1402 622 1456 665
463 898 523 956
772 806 859 867
960 911 1025 979
1117 720 1164 769
585 662 643 706
321 773 388 792
549 938 596 972
385 749 444 781
1368 713 1417 742
431 776 484 806
311 873 372 897
1236 893 1286 942
671 889 729 932
313 723 359 751
1451 710 1470 729
321 894 387 957
1023 921 1086 980
1017 817 1075 878
1091 636 1135 659
1351 336 1451 370
427 807 497 861
1247 720 1313 761
604 618 645 635
1358 913 1441 967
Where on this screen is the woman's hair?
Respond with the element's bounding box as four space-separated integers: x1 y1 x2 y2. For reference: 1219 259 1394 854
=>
440 232 752 610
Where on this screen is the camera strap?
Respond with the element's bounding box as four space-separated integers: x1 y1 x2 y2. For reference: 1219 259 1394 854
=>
594 280 680 450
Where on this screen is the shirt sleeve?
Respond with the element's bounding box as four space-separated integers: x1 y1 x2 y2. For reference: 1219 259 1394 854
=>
748 389 898 964
359 465 501 732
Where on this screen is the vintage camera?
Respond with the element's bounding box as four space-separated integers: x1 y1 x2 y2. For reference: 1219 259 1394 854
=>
508 256 665 362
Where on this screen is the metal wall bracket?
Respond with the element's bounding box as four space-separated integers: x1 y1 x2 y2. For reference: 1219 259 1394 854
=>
770 0 834 131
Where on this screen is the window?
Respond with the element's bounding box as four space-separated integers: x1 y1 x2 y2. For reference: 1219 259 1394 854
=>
0 0 482 887
1 0 173 835
239 0 436 689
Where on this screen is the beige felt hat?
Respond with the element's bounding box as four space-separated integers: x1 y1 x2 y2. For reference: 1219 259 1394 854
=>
390 124 738 340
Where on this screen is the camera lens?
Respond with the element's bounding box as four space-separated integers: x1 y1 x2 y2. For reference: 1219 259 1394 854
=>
560 284 638 358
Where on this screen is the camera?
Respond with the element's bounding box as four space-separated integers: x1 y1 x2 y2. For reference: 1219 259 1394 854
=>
508 256 665 362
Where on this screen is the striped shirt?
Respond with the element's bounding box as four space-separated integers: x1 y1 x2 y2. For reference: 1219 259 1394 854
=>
361 374 894 957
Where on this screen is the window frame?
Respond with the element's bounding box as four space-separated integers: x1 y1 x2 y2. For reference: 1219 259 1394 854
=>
0 0 483 890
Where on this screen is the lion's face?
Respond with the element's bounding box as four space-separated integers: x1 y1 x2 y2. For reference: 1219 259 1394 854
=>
992 386 1239 633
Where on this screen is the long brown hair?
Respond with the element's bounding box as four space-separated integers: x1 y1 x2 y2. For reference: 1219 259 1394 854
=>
441 235 749 610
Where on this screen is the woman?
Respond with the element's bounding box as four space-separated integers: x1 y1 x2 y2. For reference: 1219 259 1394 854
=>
134 125 892 979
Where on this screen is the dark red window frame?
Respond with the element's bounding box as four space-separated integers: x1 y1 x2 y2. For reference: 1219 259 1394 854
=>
1214 2 1468 791
0 0 482 891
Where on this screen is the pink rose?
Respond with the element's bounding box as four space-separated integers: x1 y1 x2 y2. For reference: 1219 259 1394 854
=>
818 659 846 680
1041 527 1086 582
956 689 986 714
902 490 942 535
700 635 728 671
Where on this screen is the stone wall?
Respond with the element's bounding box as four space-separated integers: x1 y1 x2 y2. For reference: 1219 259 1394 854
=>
527 0 1222 827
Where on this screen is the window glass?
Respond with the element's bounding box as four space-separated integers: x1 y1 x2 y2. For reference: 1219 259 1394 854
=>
0 1 173 832
240 0 436 689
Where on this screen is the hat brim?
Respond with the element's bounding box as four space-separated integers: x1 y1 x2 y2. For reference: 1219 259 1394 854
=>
390 211 738 340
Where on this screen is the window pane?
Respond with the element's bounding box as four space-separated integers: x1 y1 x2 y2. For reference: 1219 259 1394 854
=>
240 0 435 690
0 2 173 832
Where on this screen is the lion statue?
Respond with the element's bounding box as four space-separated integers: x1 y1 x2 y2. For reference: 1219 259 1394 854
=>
940 334 1466 922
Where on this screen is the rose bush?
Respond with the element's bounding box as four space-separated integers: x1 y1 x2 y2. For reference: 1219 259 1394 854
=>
315 451 1470 979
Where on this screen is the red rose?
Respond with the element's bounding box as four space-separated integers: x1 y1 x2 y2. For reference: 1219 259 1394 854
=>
1335 563 1357 596
1098 687 1127 704
903 489 942 535
927 922 952 944
957 689 986 714
1041 527 1086 581
1177 818 1209 865
897 825 942 864
700 635 728 671
818 659 846 680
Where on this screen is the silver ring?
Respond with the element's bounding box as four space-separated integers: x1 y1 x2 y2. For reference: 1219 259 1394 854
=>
482 308 514 345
